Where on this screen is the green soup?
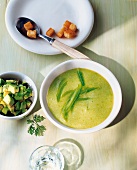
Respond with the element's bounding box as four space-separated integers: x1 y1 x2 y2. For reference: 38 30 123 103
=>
47 68 114 129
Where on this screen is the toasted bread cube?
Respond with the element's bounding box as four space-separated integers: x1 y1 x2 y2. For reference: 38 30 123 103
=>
69 23 77 32
64 29 76 38
63 20 71 29
46 28 55 37
27 30 37 39
56 27 66 38
24 21 33 31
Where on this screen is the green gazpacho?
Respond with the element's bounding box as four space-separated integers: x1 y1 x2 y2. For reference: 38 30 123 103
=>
47 68 114 129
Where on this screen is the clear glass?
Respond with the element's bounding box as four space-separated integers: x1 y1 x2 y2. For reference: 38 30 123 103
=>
29 145 64 170
54 139 84 170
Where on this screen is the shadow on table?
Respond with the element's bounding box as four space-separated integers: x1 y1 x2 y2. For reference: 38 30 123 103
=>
77 46 136 127
54 138 84 170
86 0 137 43
130 164 137 170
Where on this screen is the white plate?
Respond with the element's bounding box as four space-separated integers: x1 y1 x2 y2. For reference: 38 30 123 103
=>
5 0 94 55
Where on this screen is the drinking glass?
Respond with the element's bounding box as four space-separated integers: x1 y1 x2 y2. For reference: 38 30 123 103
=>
54 139 84 170
29 145 64 170
29 139 84 170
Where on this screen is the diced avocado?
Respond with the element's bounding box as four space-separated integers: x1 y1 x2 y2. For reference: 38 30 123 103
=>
24 88 32 99
2 107 9 114
0 86 3 93
22 108 27 113
14 110 21 116
20 101 26 110
26 100 32 108
3 84 9 92
0 78 5 85
8 84 19 94
27 87 32 93
0 78 33 116
15 101 20 110
0 104 4 111
0 100 6 107
6 80 18 84
3 91 10 97
0 93 3 101
11 112 16 116
24 94 31 100
8 105 15 113
14 92 24 100
3 94 14 106
19 85 26 92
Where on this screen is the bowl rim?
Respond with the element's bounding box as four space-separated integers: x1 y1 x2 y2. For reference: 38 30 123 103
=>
0 71 38 120
40 59 122 133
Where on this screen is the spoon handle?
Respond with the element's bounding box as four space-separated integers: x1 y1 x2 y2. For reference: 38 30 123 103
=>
52 40 90 60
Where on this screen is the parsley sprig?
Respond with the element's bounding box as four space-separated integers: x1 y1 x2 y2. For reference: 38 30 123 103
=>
27 115 46 136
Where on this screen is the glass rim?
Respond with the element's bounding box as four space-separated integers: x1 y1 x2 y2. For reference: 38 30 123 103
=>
29 145 64 170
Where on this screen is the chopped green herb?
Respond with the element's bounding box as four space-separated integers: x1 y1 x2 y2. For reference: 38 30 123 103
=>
56 79 67 102
33 114 45 123
77 69 85 86
27 114 46 136
54 69 99 121
62 85 82 120
62 90 74 97
61 90 75 115
28 124 35 135
81 87 98 94
35 125 46 136
77 97 91 101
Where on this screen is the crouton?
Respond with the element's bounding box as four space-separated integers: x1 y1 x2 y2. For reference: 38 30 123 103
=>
24 21 33 31
56 27 66 38
64 29 76 38
69 23 77 32
46 20 77 39
46 28 55 37
27 30 37 39
63 20 71 29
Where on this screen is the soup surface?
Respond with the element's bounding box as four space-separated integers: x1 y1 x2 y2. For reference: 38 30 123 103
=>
47 68 114 129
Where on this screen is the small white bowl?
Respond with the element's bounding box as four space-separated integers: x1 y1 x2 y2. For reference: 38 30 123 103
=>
40 59 122 133
0 71 37 120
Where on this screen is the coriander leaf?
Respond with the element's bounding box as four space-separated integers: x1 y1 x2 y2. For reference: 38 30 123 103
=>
27 119 34 124
35 125 46 136
27 114 46 136
35 127 39 136
28 125 35 135
39 125 46 131
33 115 45 123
